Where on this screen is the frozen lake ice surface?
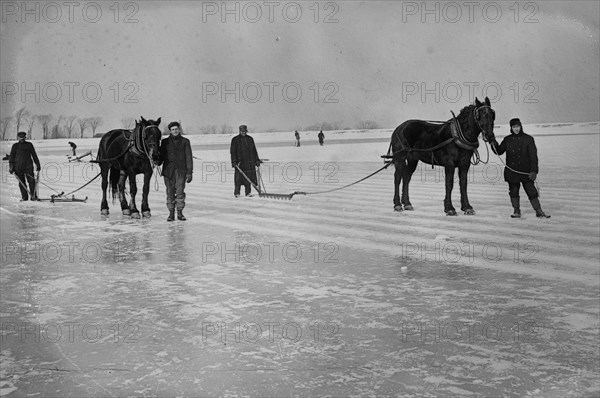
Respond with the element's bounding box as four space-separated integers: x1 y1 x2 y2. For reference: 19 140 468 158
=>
1 123 599 397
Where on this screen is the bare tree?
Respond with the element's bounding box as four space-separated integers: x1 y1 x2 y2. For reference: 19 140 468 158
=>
121 117 135 129
15 107 29 133
77 118 90 138
304 123 321 131
26 115 37 139
50 115 65 139
1 117 13 140
304 121 337 131
38 115 52 139
89 117 103 137
320 122 334 131
331 120 344 130
200 125 218 134
64 116 77 138
220 123 234 135
356 120 379 130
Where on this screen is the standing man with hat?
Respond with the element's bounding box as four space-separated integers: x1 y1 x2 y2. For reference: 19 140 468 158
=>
9 131 41 201
159 121 193 221
491 118 550 218
230 125 261 197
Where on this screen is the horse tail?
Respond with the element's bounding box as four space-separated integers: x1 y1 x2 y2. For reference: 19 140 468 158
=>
97 145 105 161
390 125 407 163
109 167 121 203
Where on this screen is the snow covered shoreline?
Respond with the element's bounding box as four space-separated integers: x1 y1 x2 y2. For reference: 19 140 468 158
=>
2 121 598 153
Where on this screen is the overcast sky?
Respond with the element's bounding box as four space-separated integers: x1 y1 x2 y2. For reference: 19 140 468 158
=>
1 1 598 136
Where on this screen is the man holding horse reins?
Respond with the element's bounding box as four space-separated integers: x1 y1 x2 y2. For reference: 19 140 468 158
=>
491 118 550 218
9 131 41 201
159 121 193 221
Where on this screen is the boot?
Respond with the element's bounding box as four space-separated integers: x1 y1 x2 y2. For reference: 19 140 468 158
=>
510 197 521 218
177 210 186 221
167 209 175 221
530 198 551 218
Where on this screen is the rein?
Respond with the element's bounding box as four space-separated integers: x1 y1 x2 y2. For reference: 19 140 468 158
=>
294 161 394 196
234 161 394 199
22 170 101 200
90 143 132 163
387 106 493 166
92 125 162 190
133 125 162 191
491 144 541 196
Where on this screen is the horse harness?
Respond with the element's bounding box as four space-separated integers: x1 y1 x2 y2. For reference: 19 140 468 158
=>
386 106 491 167
91 125 159 171
127 125 159 158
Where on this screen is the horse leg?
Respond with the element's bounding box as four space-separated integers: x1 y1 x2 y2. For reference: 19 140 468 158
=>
141 172 152 218
100 166 110 215
393 160 404 211
118 172 130 216
401 158 418 210
444 165 457 216
128 172 140 219
459 163 474 214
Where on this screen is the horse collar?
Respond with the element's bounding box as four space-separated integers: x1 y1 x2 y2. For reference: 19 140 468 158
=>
450 114 479 151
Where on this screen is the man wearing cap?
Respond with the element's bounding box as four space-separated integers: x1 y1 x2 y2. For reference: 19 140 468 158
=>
491 118 550 218
9 132 41 201
230 125 261 197
159 121 193 221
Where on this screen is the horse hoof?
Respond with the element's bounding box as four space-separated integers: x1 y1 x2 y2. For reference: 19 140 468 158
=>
101 209 109 216
446 210 457 216
404 205 414 211
464 209 475 215
122 209 131 216
394 205 403 212
131 212 141 219
142 211 151 218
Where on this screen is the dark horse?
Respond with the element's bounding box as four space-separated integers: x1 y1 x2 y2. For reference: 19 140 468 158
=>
389 97 496 215
95 117 162 218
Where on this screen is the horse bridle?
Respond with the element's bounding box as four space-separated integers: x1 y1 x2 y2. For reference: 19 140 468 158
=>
473 105 495 142
130 124 161 163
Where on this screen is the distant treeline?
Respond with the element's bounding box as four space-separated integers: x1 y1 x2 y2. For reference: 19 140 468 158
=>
1 106 382 139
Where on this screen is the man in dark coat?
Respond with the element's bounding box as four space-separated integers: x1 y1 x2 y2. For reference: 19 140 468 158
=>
294 130 301 147
9 131 40 201
159 121 193 221
318 130 325 146
230 125 261 197
491 118 550 218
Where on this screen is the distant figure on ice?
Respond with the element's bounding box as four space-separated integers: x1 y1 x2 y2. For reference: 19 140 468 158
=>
318 130 325 146
66 142 93 162
491 118 550 218
9 131 40 201
160 121 193 221
231 124 261 197
68 141 77 157
67 141 78 162
294 130 300 147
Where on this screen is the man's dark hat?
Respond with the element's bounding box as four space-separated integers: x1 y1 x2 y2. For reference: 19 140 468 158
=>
17 131 26 138
239 125 248 132
509 118 522 127
168 121 180 130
